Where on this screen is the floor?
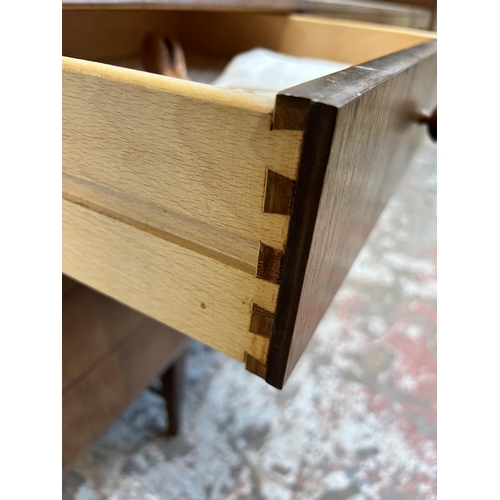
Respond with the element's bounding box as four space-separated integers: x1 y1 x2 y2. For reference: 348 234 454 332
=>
63 137 437 500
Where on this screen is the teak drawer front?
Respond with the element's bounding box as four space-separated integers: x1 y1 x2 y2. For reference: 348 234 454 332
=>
62 277 189 469
62 10 436 388
269 42 436 387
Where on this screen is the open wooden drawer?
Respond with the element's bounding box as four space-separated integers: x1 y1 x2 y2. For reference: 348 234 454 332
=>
62 7 437 389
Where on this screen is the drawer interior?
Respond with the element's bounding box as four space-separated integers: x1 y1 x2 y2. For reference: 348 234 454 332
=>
63 10 432 85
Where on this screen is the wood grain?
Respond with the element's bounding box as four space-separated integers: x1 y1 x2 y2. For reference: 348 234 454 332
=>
63 173 258 275
265 41 437 388
63 199 275 365
63 56 301 252
63 283 190 469
63 277 144 391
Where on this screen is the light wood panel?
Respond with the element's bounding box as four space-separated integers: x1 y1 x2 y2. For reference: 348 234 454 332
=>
63 174 258 274
63 10 434 66
63 57 301 252
63 199 276 364
173 13 435 65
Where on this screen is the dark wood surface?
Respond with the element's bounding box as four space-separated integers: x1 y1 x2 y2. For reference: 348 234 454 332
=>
266 40 437 388
370 0 436 11
62 274 81 297
62 0 299 10
256 243 285 285
161 350 187 435
301 0 433 30
263 170 296 216
62 278 190 469
62 0 435 8
62 0 434 31
62 276 144 391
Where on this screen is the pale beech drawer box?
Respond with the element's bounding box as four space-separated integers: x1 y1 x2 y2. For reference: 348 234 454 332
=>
62 6 437 388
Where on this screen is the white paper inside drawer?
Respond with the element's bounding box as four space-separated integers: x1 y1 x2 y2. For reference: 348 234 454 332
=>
212 48 350 97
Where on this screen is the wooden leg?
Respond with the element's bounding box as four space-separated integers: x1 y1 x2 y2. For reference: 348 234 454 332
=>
160 351 187 436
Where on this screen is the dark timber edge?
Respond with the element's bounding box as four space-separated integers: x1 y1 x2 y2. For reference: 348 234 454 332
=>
266 40 437 389
266 100 336 388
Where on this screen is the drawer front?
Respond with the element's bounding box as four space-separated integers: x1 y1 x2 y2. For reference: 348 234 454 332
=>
267 40 437 388
62 10 436 388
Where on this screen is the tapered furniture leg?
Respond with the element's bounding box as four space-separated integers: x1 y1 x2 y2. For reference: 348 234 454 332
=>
161 351 187 436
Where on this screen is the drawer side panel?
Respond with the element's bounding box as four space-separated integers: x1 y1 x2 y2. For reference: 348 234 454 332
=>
63 199 277 365
62 57 302 252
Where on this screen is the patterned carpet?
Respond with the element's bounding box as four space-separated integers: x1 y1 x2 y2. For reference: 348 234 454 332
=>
63 137 437 500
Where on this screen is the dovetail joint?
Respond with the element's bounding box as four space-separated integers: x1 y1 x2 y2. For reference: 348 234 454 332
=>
257 242 284 284
244 352 267 379
249 303 274 339
273 94 310 131
264 169 295 216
